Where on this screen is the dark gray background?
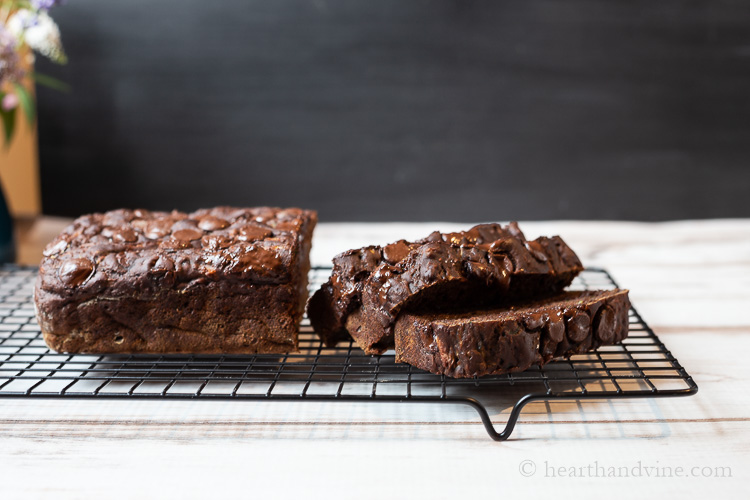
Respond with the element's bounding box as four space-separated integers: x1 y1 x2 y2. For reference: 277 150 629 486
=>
35 0 750 221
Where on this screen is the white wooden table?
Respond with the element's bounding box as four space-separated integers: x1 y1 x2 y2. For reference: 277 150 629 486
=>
1 220 748 498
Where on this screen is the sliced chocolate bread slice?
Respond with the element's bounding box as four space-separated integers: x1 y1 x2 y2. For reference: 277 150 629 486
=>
307 240 418 347
350 232 583 354
394 289 630 378
307 223 523 347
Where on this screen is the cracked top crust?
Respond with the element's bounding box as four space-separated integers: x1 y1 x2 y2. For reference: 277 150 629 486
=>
37 207 317 300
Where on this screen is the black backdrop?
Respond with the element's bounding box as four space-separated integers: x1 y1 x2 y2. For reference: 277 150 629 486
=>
35 0 750 221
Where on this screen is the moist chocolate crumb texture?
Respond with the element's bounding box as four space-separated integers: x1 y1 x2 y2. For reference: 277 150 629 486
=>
395 289 630 378
307 222 584 354
34 207 317 354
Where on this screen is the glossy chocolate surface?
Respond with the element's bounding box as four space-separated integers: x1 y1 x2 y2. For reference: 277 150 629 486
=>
38 207 314 299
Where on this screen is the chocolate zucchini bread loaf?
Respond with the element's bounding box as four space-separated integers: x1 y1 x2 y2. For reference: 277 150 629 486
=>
34 207 317 354
395 289 630 378
308 222 583 354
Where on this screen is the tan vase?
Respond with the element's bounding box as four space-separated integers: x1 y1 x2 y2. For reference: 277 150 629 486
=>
0 104 41 218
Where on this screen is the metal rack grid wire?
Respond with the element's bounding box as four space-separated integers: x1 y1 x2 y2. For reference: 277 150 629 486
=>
0 265 697 441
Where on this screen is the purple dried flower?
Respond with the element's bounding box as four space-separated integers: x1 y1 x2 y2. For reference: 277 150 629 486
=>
0 26 26 85
31 0 66 10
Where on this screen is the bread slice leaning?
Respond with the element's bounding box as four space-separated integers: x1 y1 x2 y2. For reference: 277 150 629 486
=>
394 289 630 378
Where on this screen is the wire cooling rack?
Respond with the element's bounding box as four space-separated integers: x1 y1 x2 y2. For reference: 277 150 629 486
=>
0 265 697 441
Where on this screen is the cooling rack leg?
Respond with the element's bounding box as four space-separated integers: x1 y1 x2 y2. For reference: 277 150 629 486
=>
458 394 540 441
